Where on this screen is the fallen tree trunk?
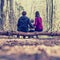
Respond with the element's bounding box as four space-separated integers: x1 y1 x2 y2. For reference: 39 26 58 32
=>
0 31 60 36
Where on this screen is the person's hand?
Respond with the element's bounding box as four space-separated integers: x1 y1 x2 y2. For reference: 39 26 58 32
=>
33 24 36 28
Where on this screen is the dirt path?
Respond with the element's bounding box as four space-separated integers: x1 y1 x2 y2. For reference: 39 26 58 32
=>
0 39 60 60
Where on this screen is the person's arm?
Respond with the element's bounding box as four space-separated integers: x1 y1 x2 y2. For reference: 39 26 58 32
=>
17 18 20 27
39 17 43 29
28 19 34 28
34 18 37 26
39 17 42 24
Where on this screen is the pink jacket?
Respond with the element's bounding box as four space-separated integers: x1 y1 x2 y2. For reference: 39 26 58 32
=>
34 17 43 30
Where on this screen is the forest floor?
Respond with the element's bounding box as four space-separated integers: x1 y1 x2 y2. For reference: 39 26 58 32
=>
0 36 60 60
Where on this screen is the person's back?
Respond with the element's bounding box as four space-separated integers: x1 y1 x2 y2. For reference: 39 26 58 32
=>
34 11 43 32
35 17 43 31
17 11 33 32
17 16 30 32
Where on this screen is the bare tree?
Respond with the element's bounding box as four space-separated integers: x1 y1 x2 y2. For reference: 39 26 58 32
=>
0 0 4 31
9 0 15 31
46 0 53 32
49 0 53 32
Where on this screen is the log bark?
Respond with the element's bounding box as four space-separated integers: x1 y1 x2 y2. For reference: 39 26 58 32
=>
0 31 60 36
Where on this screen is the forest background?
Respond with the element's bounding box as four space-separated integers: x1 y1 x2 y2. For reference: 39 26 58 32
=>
0 0 60 33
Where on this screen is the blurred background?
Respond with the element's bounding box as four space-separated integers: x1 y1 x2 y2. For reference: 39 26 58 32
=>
0 0 60 32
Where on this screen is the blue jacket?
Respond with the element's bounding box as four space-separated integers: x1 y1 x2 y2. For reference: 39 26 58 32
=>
17 16 33 32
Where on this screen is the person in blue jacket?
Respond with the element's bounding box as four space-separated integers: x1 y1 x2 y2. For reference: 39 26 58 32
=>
17 11 33 38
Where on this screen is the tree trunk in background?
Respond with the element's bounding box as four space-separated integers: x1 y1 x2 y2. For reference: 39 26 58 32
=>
4 0 10 31
0 0 4 31
50 0 53 32
9 0 15 31
46 0 49 32
49 0 53 32
46 0 53 32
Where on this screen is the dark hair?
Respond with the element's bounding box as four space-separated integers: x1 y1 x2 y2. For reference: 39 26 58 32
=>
22 11 26 16
35 11 40 17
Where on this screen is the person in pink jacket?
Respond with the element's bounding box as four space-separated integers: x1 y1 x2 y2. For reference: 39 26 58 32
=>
34 11 43 32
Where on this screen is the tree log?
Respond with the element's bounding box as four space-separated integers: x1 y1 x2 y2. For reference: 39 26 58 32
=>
0 31 60 36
